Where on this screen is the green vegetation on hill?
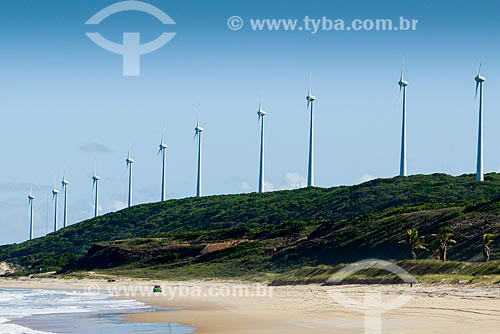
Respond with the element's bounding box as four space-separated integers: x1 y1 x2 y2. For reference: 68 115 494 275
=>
1 173 500 280
271 260 500 285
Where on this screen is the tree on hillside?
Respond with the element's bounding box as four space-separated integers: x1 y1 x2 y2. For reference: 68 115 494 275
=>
433 248 440 260
432 227 456 262
399 228 427 260
482 233 494 262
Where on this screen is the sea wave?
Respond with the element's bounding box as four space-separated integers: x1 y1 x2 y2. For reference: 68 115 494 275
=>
0 288 149 333
0 317 54 334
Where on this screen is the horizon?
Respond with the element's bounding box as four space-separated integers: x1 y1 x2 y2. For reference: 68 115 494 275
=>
2 0 500 244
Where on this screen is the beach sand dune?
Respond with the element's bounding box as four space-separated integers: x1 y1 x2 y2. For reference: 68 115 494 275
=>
126 282 500 334
1 279 499 333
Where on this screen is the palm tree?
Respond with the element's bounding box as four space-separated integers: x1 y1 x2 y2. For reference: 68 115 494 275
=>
482 233 494 262
400 228 427 260
432 227 456 262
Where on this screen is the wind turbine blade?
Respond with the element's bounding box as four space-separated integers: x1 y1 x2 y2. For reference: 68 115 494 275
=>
309 72 312 95
475 81 479 99
399 63 404 98
157 132 165 155
260 88 263 109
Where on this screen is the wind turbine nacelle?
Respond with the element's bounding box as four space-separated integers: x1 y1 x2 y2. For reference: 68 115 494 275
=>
398 80 408 87
257 110 267 117
196 127 204 133
306 95 316 101
475 75 486 82
62 179 69 186
52 189 60 195
28 194 35 200
93 176 101 181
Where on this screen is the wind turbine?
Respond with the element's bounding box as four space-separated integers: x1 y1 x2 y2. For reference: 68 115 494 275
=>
92 167 100 217
194 119 204 197
306 74 317 187
51 187 59 232
61 176 69 228
257 91 267 193
158 138 167 201
398 65 409 177
475 64 486 182
126 152 134 207
28 189 35 240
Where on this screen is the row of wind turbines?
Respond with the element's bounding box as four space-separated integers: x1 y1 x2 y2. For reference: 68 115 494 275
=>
398 64 486 182
26 66 487 241
26 120 207 241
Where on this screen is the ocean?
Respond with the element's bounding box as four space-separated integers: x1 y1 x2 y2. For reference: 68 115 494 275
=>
0 288 195 334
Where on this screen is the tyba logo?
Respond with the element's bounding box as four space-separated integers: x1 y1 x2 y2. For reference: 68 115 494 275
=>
86 1 176 76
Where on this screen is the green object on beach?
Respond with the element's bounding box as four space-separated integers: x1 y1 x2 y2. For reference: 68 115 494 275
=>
153 285 162 293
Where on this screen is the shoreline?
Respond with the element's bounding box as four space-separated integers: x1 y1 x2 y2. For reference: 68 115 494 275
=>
0 278 193 334
1 278 500 333
125 282 500 334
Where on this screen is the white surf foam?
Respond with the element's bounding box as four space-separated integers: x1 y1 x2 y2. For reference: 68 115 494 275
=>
0 317 54 334
0 288 149 334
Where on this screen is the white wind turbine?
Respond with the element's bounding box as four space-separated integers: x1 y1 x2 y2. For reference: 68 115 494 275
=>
92 166 100 217
194 119 204 197
398 65 409 177
257 91 267 193
51 186 59 232
475 64 486 182
306 74 317 187
158 137 168 201
28 189 35 240
126 152 134 207
61 176 69 228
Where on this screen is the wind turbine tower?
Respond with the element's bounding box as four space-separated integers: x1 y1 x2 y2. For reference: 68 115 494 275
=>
475 65 486 182
158 139 167 201
92 170 100 217
306 75 317 187
61 176 69 228
257 94 267 193
51 187 59 232
194 120 204 197
28 190 35 240
398 66 409 177
126 152 134 207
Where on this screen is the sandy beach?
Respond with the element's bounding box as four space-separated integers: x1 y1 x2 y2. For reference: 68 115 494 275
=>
1 278 499 333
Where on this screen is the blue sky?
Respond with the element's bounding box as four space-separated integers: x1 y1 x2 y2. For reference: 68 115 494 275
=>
1 0 500 244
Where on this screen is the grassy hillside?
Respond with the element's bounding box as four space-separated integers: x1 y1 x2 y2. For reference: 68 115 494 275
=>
271 260 500 285
1 173 500 279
